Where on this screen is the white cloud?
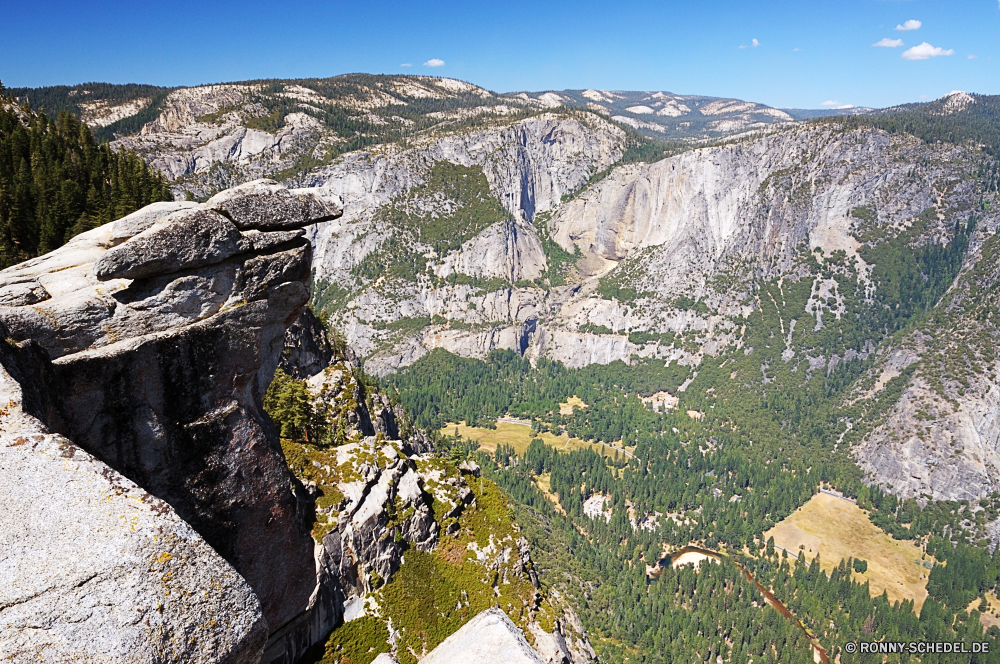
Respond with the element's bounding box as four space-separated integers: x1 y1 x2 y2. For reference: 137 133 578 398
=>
968 54 977 60
873 38 904 48
836 105 854 110
821 100 840 106
793 47 800 52
423 58 445 67
895 19 922 31
752 38 760 47
400 63 412 67
901 42 954 60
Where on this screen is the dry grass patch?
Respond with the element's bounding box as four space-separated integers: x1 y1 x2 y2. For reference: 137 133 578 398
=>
535 472 566 515
441 420 610 456
558 395 588 416
971 593 1000 630
765 493 932 611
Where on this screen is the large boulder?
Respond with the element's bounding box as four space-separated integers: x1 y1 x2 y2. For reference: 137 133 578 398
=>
206 179 343 230
0 183 343 658
0 405 266 662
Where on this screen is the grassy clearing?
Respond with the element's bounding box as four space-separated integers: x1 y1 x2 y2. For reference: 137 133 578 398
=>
970 593 1000 630
558 395 588 416
441 420 627 457
765 493 933 611
535 472 566 515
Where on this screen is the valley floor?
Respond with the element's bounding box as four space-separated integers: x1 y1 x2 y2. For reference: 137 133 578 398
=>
441 419 634 459
766 492 932 611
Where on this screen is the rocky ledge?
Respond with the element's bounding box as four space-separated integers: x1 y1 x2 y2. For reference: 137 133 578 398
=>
0 429 266 663
0 179 593 664
0 180 341 662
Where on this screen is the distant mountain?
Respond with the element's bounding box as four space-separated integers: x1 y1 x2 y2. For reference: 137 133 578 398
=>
838 91 1000 156
10 76 878 157
506 88 872 139
781 106 873 120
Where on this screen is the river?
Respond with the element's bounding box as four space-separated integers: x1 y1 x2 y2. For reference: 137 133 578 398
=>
655 546 830 664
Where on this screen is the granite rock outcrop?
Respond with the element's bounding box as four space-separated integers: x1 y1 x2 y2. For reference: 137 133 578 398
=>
0 428 267 663
419 608 546 664
0 181 342 661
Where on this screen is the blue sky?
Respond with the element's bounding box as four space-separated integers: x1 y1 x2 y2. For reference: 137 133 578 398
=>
1 0 997 109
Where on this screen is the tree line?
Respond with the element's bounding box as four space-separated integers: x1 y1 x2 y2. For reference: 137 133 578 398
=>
0 83 171 268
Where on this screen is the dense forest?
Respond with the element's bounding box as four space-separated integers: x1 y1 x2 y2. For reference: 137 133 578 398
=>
381 174 1000 660
0 82 171 267
498 453 1000 664
458 425 1000 662
830 93 1000 158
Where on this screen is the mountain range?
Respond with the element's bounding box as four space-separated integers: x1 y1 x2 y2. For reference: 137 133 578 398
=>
4 72 1000 663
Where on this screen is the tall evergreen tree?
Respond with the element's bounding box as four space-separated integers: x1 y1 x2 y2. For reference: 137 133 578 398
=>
0 97 172 268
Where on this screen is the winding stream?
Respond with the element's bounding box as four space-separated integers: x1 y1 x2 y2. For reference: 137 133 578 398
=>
655 546 830 664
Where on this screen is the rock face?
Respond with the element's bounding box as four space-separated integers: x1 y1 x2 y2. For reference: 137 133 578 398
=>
419 608 546 664
295 113 624 373
0 429 267 663
854 230 1000 502
0 182 343 659
434 218 547 283
301 113 624 284
305 122 987 377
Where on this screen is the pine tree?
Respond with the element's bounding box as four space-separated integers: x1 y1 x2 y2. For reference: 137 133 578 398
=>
0 101 171 268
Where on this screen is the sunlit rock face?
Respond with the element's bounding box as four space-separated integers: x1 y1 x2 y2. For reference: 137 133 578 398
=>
0 180 343 658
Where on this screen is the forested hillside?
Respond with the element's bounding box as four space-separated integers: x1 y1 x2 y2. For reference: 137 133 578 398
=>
834 92 1000 158
0 83 171 267
370 89 1000 663
5 81 170 142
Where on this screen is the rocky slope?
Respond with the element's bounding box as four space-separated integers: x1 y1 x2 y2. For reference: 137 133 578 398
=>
854 227 1000 501
0 179 594 663
267 308 594 663
300 121 990 376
